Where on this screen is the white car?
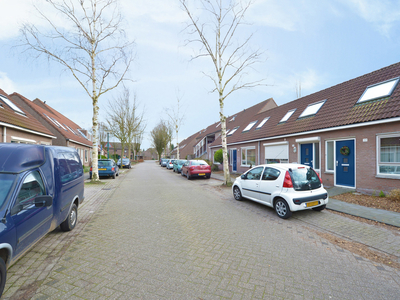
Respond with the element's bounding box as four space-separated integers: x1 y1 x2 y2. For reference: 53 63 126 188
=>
232 164 328 219
166 159 175 170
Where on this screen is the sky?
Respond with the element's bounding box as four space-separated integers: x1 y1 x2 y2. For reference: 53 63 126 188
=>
1 0 400 150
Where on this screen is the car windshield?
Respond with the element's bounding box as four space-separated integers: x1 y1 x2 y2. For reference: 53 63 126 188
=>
290 167 321 191
0 173 16 209
98 160 113 167
192 160 208 166
122 159 130 163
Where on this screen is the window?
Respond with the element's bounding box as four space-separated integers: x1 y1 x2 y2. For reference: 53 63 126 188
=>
264 143 288 164
77 129 89 140
216 122 221 127
279 109 296 123
241 147 256 166
229 115 237 122
358 77 399 103
298 100 326 118
0 94 26 116
326 141 334 172
377 134 400 176
12 171 45 215
85 150 88 163
243 121 257 132
256 117 269 129
227 127 239 136
262 167 280 181
66 125 77 135
245 167 263 180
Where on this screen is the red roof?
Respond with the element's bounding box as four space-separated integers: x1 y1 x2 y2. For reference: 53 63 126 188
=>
10 93 93 148
0 89 54 137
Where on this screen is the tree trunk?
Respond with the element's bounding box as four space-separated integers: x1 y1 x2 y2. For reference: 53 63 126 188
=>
219 92 230 185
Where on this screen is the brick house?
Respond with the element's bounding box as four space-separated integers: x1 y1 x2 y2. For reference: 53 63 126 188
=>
201 62 400 194
10 93 93 166
0 89 55 145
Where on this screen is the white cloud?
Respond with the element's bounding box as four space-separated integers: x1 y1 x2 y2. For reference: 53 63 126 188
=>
0 72 18 94
338 0 400 37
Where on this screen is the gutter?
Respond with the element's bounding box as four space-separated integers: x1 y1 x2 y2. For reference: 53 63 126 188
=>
0 122 57 139
67 138 93 148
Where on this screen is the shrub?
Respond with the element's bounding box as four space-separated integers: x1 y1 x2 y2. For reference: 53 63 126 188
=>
211 164 219 172
98 155 107 159
388 189 400 202
379 190 386 197
214 149 229 164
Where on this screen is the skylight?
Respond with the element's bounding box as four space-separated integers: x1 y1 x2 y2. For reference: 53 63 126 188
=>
279 109 296 123
256 117 270 129
243 121 257 132
227 127 239 136
298 100 326 118
52 119 67 130
44 113 60 127
65 124 77 135
0 94 26 115
358 77 399 103
77 129 89 140
229 115 236 122
216 122 221 127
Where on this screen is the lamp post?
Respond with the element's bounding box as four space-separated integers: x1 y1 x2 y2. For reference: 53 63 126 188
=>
105 130 110 159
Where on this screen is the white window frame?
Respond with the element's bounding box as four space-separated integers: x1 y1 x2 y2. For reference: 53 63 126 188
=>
11 136 36 144
325 140 335 173
227 127 239 136
376 132 400 178
241 146 256 167
0 94 26 116
212 149 220 164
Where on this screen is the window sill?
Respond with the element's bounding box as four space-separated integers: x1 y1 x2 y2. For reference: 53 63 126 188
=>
375 174 400 180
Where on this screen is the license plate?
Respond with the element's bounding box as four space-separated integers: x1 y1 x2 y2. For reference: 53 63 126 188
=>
98 168 106 170
198 173 205 176
306 201 320 207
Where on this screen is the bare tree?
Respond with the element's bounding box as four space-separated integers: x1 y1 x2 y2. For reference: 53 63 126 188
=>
165 93 185 159
133 128 145 160
180 0 266 185
19 0 134 181
98 122 108 151
150 121 172 160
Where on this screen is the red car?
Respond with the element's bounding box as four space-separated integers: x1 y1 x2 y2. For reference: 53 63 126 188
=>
181 160 211 179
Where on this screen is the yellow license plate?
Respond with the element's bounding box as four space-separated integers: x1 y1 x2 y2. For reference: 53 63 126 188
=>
306 201 319 207
198 173 205 176
98 168 106 170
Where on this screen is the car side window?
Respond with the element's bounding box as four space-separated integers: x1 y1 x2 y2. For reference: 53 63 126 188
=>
12 171 45 215
60 152 83 183
262 167 280 181
246 167 263 180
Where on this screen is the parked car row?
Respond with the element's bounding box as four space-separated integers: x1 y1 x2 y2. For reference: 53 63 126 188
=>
159 158 212 179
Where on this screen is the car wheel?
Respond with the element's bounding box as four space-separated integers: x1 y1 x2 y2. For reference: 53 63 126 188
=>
233 186 243 201
312 204 326 211
187 172 191 180
60 204 78 231
274 198 292 219
0 257 6 298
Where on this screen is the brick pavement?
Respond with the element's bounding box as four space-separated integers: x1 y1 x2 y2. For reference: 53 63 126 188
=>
3 162 400 299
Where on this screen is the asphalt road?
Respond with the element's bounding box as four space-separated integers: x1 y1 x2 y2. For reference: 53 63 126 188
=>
3 161 400 299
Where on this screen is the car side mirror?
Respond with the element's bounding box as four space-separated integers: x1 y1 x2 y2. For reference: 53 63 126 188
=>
241 174 246 180
34 195 53 207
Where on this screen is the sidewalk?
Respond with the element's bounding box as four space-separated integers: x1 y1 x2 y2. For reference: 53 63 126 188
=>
211 172 400 228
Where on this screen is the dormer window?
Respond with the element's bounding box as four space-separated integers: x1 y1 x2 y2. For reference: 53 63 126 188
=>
298 100 326 119
227 126 239 136
243 121 257 132
256 117 270 129
357 77 399 103
0 94 26 116
279 109 296 123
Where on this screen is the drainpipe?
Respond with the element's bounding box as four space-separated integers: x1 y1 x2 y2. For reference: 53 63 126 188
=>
3 127 6 143
258 141 261 165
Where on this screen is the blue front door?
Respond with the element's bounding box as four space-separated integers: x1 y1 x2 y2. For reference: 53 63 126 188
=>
232 150 237 172
301 143 313 168
335 140 355 187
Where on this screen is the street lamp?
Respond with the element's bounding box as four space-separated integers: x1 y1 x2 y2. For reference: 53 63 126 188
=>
105 130 111 159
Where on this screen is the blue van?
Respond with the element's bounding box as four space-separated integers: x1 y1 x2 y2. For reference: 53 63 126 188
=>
0 144 84 296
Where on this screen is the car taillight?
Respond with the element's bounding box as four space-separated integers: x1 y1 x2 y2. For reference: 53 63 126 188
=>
112 167 115 171
316 171 323 184
283 171 293 188
190 166 195 171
